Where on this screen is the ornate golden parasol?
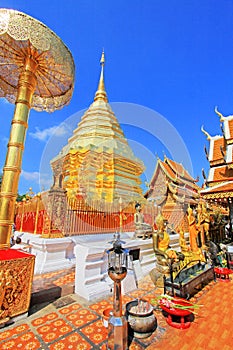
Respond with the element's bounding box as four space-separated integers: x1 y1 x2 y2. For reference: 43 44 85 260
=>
0 9 75 248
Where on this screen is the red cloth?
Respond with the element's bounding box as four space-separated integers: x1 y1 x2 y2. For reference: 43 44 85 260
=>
0 249 33 260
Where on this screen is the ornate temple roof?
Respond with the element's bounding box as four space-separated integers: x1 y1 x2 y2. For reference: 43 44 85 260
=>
207 136 225 166
201 108 233 200
201 181 233 199
207 165 233 184
145 156 200 205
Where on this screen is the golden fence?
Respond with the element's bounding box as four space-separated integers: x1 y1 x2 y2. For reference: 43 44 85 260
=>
15 194 157 237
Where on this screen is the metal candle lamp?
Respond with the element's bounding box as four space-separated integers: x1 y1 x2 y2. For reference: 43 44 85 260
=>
107 233 128 350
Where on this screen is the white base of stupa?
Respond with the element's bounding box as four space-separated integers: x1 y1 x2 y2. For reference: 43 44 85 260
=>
15 231 187 301
14 232 75 275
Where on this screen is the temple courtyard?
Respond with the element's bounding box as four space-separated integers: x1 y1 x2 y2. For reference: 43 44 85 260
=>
0 6 233 350
0 267 232 350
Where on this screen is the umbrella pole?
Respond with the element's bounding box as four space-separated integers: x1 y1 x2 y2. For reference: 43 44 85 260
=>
0 57 37 249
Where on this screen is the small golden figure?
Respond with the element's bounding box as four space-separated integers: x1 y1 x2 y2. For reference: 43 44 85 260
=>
134 203 153 239
152 211 177 274
178 226 190 253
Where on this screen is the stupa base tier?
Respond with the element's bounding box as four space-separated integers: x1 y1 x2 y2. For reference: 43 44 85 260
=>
0 249 35 323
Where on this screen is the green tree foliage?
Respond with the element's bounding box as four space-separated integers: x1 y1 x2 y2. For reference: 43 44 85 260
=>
16 193 27 202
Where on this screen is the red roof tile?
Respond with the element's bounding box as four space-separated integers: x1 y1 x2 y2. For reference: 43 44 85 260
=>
228 119 233 139
165 158 195 182
210 165 233 182
211 137 225 162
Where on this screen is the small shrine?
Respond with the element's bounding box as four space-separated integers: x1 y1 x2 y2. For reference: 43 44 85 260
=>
145 156 200 231
200 107 233 226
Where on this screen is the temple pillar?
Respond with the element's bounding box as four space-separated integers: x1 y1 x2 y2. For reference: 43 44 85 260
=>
42 188 67 238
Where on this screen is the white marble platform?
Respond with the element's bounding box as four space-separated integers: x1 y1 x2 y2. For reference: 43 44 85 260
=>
15 231 188 301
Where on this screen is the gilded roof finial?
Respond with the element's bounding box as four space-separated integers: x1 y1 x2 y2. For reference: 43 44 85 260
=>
94 50 108 102
215 106 225 122
201 125 212 140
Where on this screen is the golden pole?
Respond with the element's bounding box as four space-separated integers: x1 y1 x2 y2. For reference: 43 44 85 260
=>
19 198 27 233
0 57 37 248
34 193 41 234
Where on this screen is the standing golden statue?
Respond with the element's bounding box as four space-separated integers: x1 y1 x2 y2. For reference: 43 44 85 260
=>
197 202 210 249
0 9 75 248
187 206 199 252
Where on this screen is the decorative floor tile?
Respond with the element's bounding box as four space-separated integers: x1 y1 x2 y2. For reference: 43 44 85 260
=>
89 300 112 314
49 332 92 350
58 303 82 315
65 308 98 327
36 319 73 343
0 332 41 349
31 312 58 327
80 319 108 345
1 268 233 350
0 324 29 340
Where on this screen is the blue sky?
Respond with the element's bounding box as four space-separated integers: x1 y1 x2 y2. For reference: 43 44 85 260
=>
1 0 233 194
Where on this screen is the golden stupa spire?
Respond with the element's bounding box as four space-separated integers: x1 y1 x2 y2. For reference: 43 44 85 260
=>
94 50 108 102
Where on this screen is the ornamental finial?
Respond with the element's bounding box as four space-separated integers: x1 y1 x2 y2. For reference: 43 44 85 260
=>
201 125 212 140
100 49 105 66
94 50 108 102
215 106 225 121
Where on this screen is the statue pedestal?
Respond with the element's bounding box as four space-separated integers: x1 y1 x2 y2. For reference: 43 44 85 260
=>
0 249 35 325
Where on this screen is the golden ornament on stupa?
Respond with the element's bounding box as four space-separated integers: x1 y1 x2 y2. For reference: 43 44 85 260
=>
0 8 75 248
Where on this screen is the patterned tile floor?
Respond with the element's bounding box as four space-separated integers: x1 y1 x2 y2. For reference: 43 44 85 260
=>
0 269 233 349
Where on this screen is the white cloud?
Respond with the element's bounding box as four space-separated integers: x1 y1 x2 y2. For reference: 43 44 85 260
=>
39 172 53 191
21 170 40 182
29 125 68 142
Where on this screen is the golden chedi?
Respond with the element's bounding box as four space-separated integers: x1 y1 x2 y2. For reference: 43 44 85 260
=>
51 52 144 204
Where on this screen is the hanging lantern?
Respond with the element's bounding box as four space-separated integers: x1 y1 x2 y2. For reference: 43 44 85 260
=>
106 232 129 349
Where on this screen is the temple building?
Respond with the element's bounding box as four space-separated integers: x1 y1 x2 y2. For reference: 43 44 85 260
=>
201 107 233 223
50 52 145 204
145 156 200 230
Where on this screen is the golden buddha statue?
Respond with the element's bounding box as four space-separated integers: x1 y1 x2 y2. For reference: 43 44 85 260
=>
134 203 153 239
152 211 177 274
178 226 190 254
